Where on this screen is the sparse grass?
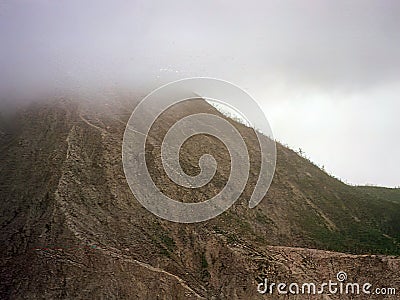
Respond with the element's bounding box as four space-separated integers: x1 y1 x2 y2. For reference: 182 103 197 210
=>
160 234 176 252
200 251 210 280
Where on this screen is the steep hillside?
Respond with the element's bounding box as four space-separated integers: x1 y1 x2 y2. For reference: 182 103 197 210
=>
0 99 399 299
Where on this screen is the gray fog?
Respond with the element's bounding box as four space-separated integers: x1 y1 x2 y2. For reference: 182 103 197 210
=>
0 0 399 187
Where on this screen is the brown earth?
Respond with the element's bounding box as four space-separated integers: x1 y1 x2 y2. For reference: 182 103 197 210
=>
0 99 399 299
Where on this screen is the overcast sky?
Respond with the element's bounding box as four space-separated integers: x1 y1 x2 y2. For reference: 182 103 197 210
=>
0 0 399 187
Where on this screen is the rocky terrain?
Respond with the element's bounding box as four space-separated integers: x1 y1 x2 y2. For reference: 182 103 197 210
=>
0 98 399 299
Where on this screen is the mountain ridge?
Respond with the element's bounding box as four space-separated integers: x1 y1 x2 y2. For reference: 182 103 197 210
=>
0 98 399 299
